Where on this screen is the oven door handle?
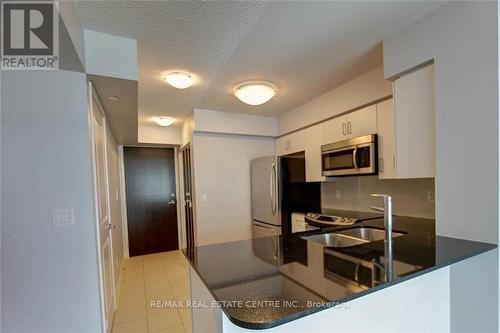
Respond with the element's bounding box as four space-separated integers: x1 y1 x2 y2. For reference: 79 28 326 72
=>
353 145 359 170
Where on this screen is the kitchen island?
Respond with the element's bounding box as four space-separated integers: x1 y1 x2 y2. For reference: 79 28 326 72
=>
183 216 495 332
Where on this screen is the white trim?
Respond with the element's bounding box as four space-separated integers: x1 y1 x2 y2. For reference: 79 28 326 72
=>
118 145 130 258
87 82 109 332
93 84 118 308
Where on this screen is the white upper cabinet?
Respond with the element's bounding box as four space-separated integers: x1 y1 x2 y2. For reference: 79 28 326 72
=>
377 99 397 179
378 64 435 179
347 105 377 138
323 115 347 144
276 130 305 156
276 136 288 156
304 123 325 182
323 105 377 144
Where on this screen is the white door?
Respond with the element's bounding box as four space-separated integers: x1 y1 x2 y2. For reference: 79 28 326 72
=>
90 87 115 331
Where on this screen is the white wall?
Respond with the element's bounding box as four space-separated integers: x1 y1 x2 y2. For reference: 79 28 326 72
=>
84 30 138 81
1 70 102 332
194 108 277 137
192 132 275 246
384 2 498 331
278 66 392 135
138 125 182 145
106 127 125 288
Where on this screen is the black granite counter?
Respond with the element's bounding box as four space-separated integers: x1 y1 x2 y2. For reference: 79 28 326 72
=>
183 216 496 330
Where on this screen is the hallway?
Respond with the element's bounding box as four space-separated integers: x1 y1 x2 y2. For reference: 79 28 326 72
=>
112 251 191 333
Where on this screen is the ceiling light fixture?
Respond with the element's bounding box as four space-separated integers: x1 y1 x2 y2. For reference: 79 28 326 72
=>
153 116 176 127
107 95 119 101
234 81 277 106
163 72 194 89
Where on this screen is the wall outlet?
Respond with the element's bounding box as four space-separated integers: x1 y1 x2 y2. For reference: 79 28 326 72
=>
53 209 74 226
335 190 341 200
427 191 435 203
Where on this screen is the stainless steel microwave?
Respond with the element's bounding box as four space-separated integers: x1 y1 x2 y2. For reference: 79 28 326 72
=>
321 134 377 176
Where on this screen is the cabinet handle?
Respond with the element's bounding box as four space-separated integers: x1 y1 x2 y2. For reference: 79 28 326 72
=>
393 154 396 170
379 158 384 173
347 121 352 134
342 123 346 135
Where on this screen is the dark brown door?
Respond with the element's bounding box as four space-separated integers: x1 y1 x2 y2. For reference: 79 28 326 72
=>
124 147 179 256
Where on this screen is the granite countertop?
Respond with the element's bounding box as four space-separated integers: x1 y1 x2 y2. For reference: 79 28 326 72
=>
183 216 496 330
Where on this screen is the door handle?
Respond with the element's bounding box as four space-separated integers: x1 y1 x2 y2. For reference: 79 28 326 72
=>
270 163 277 215
254 223 272 231
107 223 115 230
352 146 359 170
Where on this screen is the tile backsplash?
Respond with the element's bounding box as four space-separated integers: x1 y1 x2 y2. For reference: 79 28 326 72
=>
322 176 435 219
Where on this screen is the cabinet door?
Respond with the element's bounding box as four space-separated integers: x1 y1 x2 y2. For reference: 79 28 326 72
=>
323 115 347 144
376 99 396 179
304 123 325 182
276 135 289 156
347 105 377 138
288 130 305 154
394 65 435 178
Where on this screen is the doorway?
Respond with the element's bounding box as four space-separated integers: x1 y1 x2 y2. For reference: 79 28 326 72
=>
123 147 179 256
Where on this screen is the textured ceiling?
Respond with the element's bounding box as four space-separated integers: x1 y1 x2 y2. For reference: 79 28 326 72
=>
75 1 444 126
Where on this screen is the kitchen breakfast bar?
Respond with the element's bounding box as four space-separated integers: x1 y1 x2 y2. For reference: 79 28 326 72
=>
183 215 495 332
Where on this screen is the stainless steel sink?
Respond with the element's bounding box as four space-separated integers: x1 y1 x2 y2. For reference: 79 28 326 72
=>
336 227 405 242
302 233 368 247
302 227 405 248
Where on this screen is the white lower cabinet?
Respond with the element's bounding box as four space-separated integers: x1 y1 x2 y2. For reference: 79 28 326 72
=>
304 123 325 182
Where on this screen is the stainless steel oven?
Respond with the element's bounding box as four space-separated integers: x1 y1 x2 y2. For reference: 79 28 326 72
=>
321 134 377 176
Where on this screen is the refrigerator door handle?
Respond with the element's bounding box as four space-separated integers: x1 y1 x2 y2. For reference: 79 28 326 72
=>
270 163 277 215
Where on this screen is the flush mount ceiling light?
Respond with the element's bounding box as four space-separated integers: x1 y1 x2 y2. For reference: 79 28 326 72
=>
163 72 194 89
234 81 277 106
153 116 176 127
107 95 119 101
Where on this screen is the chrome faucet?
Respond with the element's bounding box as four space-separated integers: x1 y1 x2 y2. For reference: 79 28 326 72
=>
370 194 393 282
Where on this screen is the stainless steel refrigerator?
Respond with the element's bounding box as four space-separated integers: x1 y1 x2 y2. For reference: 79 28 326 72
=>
251 156 281 238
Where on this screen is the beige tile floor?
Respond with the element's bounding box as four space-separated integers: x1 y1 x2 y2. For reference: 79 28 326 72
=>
112 250 192 333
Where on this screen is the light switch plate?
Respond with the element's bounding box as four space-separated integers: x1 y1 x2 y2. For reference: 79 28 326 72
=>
53 209 74 226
